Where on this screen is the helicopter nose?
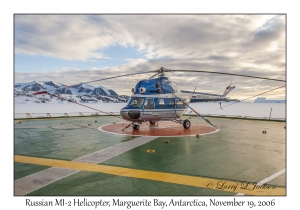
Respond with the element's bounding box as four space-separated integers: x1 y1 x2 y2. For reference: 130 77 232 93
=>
120 109 130 120
120 109 141 120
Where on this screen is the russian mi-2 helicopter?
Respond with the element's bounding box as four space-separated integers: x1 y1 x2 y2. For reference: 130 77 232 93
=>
118 67 285 130
120 76 193 130
119 69 234 130
34 67 285 131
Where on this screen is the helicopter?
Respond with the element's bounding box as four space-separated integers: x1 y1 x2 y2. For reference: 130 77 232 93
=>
34 67 285 131
118 67 285 130
119 70 234 130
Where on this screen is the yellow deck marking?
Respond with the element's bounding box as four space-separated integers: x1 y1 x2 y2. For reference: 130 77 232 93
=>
14 120 21 124
15 155 285 195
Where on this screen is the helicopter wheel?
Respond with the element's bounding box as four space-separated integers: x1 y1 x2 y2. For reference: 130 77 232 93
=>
150 121 156 125
183 119 191 129
133 124 140 130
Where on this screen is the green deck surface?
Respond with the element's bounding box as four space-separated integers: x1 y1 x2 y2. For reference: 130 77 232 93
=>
14 116 286 195
102 117 285 186
14 117 134 161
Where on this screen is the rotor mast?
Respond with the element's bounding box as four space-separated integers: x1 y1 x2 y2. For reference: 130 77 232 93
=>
149 67 170 79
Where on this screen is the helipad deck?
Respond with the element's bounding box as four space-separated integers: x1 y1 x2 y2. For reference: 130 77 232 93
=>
100 121 218 136
14 116 286 196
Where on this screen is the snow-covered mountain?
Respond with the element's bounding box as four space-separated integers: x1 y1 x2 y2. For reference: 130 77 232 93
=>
14 81 130 104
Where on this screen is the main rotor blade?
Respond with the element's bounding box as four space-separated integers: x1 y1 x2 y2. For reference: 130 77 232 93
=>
35 71 152 94
169 69 286 82
79 71 152 85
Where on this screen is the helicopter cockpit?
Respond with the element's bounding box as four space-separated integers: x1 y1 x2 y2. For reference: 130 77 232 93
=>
128 97 144 109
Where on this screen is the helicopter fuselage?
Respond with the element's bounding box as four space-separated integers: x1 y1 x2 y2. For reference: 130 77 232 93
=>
120 93 190 122
120 77 191 123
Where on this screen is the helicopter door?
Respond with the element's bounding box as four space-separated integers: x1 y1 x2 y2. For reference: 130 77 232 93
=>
161 98 176 120
143 98 155 116
175 99 185 116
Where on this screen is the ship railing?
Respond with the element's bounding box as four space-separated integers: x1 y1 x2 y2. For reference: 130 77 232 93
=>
14 112 286 121
14 112 121 119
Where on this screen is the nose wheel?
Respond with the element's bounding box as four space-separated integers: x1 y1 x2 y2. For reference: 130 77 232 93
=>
132 124 140 130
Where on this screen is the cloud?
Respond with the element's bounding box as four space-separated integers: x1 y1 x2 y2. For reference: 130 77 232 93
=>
14 14 286 99
15 15 112 61
15 15 285 61
15 57 286 100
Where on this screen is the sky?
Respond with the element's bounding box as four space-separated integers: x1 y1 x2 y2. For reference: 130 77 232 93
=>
14 14 286 100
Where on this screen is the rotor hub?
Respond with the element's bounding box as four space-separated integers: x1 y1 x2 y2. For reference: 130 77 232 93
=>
149 67 170 79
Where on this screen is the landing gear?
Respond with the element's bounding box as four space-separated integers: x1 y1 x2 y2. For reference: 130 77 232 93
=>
183 119 191 129
172 117 191 129
122 123 140 131
132 124 140 130
150 121 156 125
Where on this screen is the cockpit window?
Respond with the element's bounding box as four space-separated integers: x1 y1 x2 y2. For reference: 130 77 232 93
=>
129 97 144 108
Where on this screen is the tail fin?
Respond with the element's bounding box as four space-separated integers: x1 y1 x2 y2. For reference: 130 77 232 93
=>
222 81 235 97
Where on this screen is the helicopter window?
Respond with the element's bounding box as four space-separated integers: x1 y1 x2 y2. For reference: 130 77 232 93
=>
129 97 144 108
144 99 154 109
176 100 185 109
158 99 165 108
169 99 175 108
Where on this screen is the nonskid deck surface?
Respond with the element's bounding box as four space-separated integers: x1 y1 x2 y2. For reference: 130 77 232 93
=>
14 116 286 196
